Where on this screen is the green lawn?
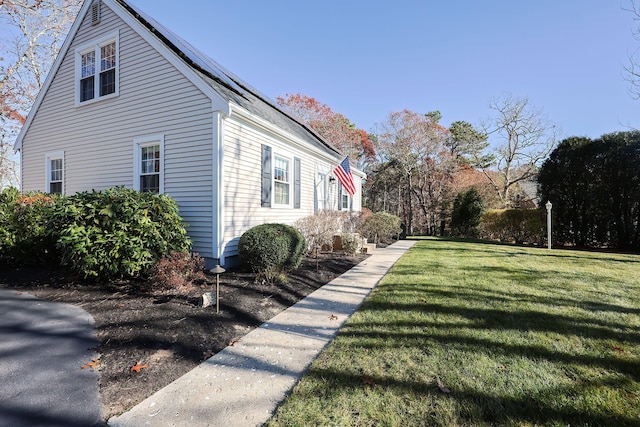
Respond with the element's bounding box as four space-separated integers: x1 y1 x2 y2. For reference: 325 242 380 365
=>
267 238 640 427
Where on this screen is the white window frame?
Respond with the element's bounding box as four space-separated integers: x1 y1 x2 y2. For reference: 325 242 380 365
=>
45 151 65 195
272 152 292 208
340 185 350 210
133 135 164 194
315 169 329 211
75 31 119 106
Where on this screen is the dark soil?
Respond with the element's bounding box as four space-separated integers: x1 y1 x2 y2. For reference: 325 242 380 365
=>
0 252 367 420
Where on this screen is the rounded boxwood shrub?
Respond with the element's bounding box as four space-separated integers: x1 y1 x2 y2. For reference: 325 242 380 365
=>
238 223 306 281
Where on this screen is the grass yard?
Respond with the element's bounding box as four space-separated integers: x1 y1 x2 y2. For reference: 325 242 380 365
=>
267 238 640 427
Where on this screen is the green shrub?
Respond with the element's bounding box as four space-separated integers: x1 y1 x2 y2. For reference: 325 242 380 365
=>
0 187 20 262
54 187 191 279
480 209 545 245
451 188 484 237
340 233 360 255
358 212 402 244
238 223 306 283
0 188 60 265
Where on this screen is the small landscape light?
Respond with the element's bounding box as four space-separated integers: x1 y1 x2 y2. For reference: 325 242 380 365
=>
209 264 225 313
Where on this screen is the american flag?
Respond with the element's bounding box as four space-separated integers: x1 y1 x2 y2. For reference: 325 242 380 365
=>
333 156 356 196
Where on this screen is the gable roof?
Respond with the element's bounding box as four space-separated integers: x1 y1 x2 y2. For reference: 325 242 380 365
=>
15 0 342 159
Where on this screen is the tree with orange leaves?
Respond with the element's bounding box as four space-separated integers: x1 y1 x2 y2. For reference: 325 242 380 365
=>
276 93 375 167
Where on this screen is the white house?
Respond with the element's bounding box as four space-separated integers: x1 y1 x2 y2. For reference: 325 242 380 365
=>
14 0 365 267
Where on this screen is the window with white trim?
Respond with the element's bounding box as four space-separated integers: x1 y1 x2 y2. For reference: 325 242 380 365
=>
340 188 350 210
315 172 328 211
45 151 64 194
273 155 290 206
133 135 164 194
76 32 118 104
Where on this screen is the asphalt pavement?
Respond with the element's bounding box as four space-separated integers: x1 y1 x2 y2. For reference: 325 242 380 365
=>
0 288 104 426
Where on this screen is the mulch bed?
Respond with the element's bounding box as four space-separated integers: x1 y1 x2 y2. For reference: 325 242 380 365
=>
0 252 368 420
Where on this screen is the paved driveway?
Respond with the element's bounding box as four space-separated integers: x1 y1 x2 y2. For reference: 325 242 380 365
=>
0 288 104 426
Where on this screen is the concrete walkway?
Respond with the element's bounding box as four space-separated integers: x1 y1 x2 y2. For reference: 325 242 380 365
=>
0 289 104 427
109 239 416 427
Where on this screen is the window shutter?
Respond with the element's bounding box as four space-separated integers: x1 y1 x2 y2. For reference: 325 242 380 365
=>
261 144 272 207
294 157 301 209
337 184 343 211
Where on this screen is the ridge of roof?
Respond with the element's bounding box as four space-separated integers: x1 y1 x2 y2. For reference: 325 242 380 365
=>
118 0 342 157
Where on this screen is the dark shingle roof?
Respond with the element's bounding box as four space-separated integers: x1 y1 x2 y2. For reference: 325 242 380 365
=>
118 0 341 158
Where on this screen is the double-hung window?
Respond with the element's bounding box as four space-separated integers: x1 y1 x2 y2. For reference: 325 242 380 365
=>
45 151 64 195
260 144 300 209
140 145 160 193
99 42 116 96
134 135 164 194
340 187 350 210
273 155 290 206
76 32 118 104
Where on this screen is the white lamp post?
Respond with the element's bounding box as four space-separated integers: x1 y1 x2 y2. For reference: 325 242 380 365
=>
545 201 552 249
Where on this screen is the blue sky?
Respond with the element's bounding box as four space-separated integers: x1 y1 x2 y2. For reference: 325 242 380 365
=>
130 0 638 141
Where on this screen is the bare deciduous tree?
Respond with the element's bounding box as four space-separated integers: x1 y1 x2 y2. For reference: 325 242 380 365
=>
481 94 559 207
0 0 81 188
373 109 452 235
625 0 640 99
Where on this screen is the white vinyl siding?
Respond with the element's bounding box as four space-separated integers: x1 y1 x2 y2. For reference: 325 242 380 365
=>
222 112 341 256
20 2 214 257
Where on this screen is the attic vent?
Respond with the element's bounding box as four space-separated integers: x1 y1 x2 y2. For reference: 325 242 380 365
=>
91 1 101 25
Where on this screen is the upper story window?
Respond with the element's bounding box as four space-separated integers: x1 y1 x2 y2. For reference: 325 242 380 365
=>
273 155 290 206
76 31 119 105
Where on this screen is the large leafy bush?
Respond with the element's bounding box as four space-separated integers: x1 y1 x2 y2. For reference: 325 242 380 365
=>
0 187 20 262
53 187 191 279
0 188 59 265
238 223 306 283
